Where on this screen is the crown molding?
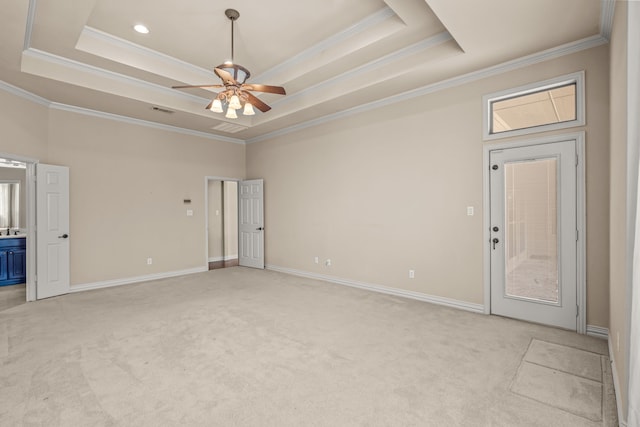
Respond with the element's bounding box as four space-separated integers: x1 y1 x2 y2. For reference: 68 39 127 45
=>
600 0 616 41
78 26 216 82
0 80 49 106
246 34 608 144
0 78 244 143
23 0 37 50
49 102 244 144
269 31 452 111
22 48 208 105
254 6 398 83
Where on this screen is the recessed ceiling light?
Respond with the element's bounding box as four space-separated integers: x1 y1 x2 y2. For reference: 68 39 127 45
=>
134 24 149 34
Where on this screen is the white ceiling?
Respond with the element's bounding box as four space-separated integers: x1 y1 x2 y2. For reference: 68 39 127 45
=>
0 0 607 143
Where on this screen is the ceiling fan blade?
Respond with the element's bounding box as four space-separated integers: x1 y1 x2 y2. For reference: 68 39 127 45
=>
214 68 238 86
244 91 271 112
172 84 224 89
241 84 286 95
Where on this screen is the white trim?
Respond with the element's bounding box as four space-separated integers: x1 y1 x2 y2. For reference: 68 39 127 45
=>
78 26 216 82
204 176 242 269
49 103 244 144
0 80 49 107
610 337 628 427
482 132 587 332
482 71 586 141
23 0 37 50
254 7 397 83
600 0 616 41
266 264 485 314
208 255 238 263
270 31 452 110
247 35 606 144
69 267 207 293
586 325 609 339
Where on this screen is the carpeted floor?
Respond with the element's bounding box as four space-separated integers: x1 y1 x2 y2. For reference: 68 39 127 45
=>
0 267 617 426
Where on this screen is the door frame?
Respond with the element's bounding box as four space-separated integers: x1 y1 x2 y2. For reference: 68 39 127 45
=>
0 152 38 302
482 131 586 333
203 176 241 269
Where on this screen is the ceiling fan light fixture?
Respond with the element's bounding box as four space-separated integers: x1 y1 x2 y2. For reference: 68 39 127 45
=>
228 95 242 110
243 102 255 116
209 98 223 113
225 108 238 119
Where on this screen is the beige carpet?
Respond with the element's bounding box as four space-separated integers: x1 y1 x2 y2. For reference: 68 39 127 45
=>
0 267 617 426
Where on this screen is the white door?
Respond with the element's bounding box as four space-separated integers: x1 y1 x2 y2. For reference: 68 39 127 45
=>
239 179 264 269
36 164 70 299
489 141 577 330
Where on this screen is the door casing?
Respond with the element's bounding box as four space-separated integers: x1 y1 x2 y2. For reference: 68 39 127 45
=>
482 132 586 333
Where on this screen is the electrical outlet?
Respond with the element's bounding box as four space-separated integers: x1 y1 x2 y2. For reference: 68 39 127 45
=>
186 209 194 216
314 257 319 264
409 269 415 279
147 258 153 265
325 259 331 266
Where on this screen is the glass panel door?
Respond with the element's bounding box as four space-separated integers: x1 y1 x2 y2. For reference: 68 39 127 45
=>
504 158 558 303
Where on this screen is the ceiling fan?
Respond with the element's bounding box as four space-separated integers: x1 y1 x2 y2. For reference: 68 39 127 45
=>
172 9 286 119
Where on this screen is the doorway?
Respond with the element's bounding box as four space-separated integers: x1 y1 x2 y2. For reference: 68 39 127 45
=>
484 133 585 332
206 179 239 270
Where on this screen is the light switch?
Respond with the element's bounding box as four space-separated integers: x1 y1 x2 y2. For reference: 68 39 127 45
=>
467 206 474 216
187 209 194 216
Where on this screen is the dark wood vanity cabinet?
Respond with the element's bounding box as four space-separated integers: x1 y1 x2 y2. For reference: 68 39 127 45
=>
0 238 26 286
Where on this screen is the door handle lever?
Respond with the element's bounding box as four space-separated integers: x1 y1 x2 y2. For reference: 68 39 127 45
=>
492 238 499 250
58 234 69 239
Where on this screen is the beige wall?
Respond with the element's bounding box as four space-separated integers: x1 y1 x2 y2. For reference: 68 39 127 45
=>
247 45 610 327
609 0 629 417
208 180 224 260
223 181 238 258
0 89 245 286
0 167 27 228
0 90 48 160
208 180 238 261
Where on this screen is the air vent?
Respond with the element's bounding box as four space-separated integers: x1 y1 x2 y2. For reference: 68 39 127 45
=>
212 122 249 134
151 106 174 114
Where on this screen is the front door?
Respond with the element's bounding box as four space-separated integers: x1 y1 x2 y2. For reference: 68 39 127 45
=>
238 179 264 269
36 164 70 299
489 140 577 330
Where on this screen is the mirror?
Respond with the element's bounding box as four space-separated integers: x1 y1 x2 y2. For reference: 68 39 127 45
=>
0 182 21 229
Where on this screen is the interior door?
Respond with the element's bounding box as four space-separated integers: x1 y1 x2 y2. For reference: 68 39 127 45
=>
238 179 264 269
36 164 70 299
489 141 577 330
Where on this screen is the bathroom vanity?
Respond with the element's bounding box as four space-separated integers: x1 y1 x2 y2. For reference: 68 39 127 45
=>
0 236 26 286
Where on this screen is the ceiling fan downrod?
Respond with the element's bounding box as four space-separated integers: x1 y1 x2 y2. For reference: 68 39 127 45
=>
225 9 240 64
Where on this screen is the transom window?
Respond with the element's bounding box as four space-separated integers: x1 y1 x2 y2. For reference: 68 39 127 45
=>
483 72 585 140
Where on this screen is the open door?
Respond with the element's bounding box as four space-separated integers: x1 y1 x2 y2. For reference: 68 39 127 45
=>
238 179 264 269
36 164 70 299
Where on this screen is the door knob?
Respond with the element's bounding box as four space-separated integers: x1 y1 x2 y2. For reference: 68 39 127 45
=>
58 234 69 239
492 226 499 232
492 238 499 250
256 227 264 231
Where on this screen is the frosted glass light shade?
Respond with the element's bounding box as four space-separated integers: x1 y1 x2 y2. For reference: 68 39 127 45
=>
225 108 238 119
210 99 223 113
228 95 241 110
243 102 255 116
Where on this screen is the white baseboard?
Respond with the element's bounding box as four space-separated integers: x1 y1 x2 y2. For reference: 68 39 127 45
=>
266 264 485 314
70 267 208 293
586 325 609 340
609 336 627 426
208 255 239 262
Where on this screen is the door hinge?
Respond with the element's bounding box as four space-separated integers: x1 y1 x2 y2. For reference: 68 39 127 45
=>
576 304 579 317
576 230 579 241
576 154 579 166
